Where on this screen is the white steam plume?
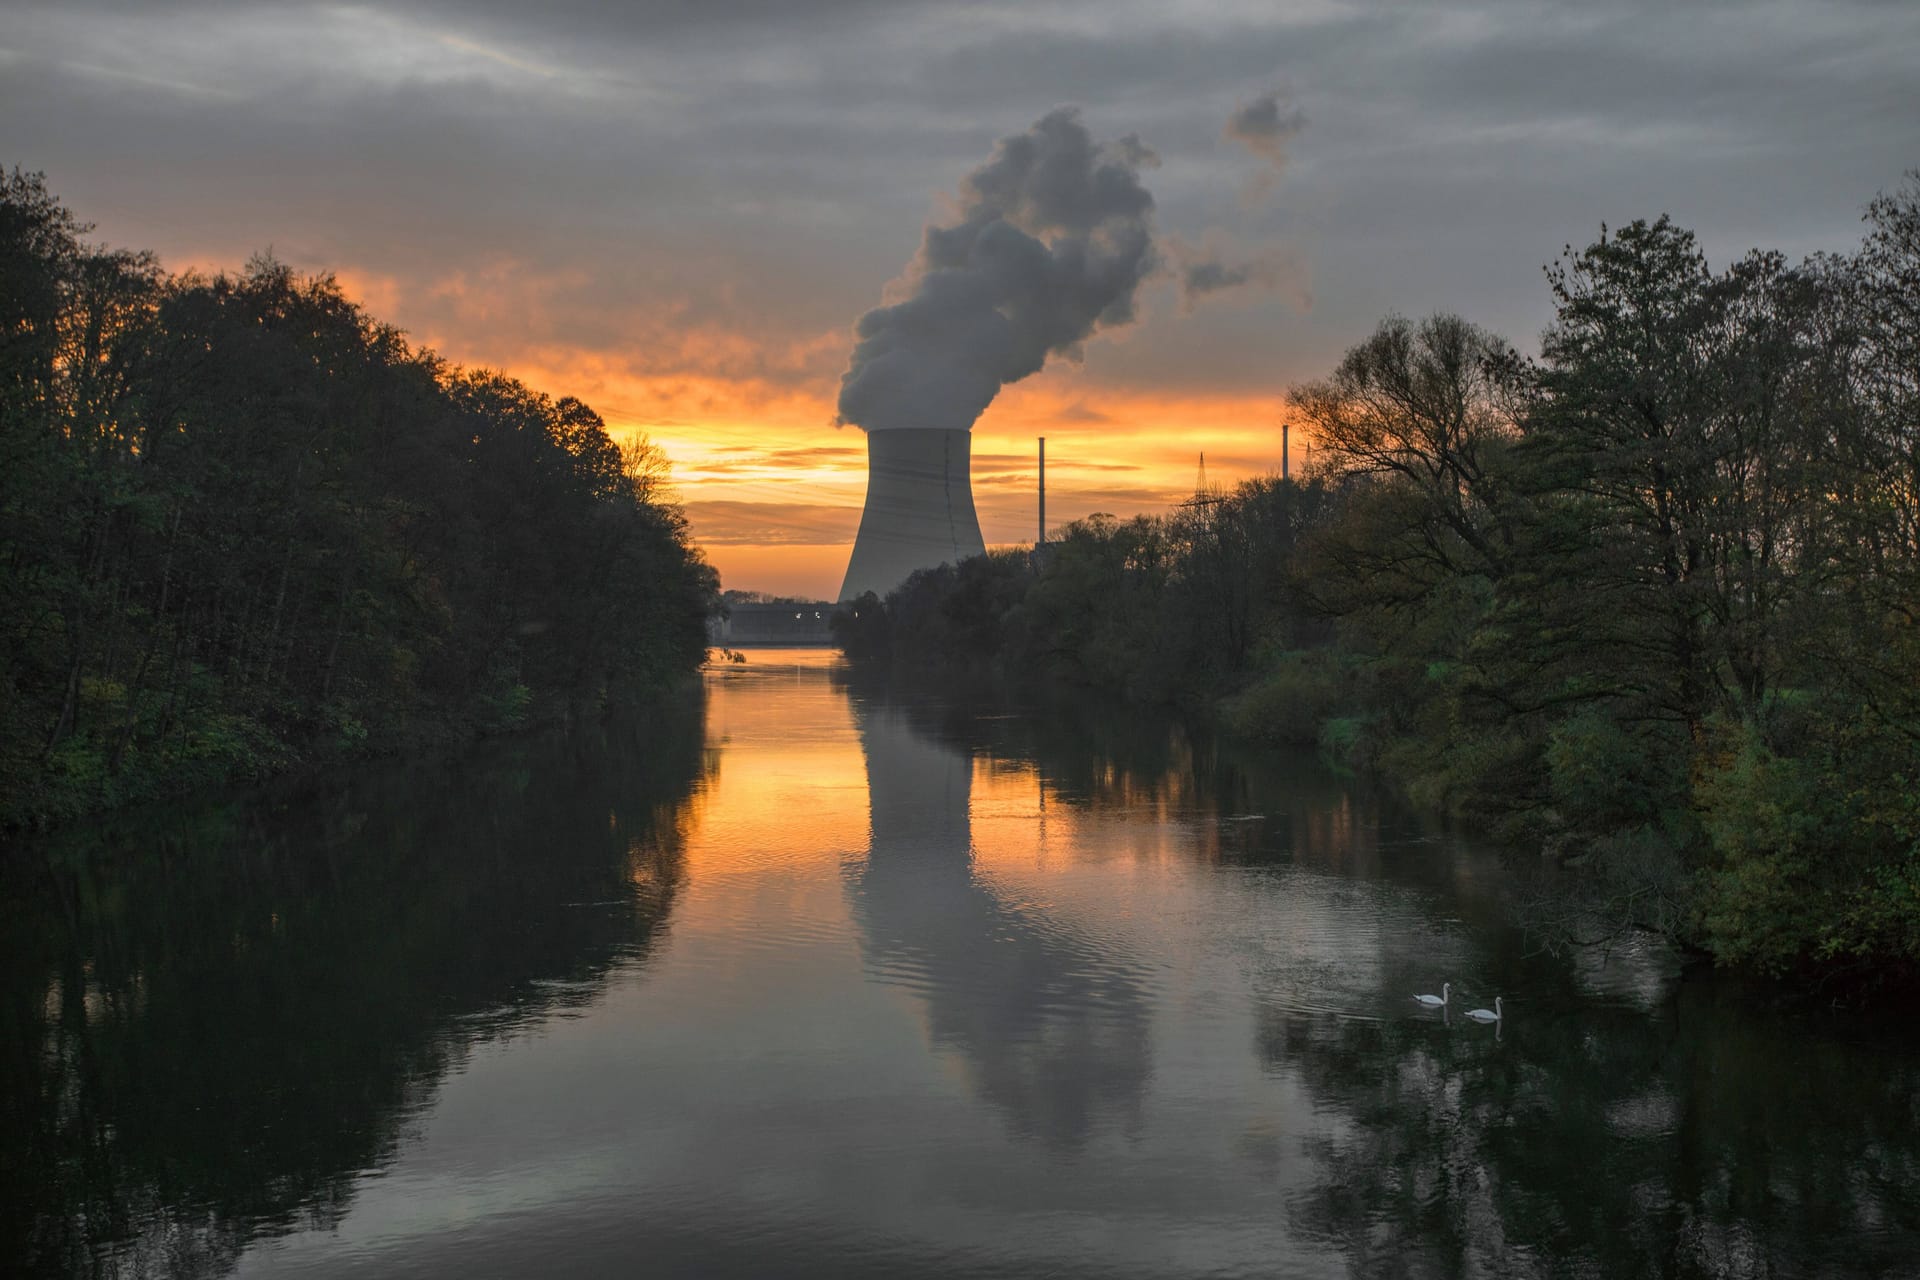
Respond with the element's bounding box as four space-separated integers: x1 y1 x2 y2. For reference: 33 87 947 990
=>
835 108 1159 434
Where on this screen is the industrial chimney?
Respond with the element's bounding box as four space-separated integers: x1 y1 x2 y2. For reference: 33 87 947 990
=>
837 428 986 601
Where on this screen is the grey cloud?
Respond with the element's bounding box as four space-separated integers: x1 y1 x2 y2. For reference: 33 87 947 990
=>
1226 89 1306 167
21 0 926 40
1184 259 1255 295
1224 87 1306 204
7 0 1917 418
1162 234 1311 315
835 108 1160 433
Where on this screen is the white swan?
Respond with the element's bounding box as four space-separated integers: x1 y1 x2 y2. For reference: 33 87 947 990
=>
1413 982 1450 1008
1464 997 1504 1024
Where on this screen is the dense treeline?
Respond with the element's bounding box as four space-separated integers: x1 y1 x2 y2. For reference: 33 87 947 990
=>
836 177 1920 985
1 172 718 829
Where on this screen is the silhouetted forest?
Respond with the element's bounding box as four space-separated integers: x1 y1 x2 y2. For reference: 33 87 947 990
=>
1 171 718 829
836 176 1920 987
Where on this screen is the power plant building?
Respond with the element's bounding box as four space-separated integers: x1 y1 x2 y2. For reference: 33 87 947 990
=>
838 428 986 602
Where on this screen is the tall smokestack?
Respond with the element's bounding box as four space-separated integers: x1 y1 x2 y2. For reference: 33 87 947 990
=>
838 429 985 601
1282 421 1290 480
1038 437 1046 546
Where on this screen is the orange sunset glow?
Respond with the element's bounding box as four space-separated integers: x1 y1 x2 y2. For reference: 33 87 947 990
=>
14 1 1910 602
324 268 1306 600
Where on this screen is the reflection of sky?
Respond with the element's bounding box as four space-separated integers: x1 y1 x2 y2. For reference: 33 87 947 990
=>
232 650 1683 1277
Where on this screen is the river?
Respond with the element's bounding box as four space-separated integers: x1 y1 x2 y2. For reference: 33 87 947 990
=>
5 649 1917 1278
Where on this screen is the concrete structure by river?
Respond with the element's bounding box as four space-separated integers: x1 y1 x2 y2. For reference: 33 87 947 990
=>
707 601 838 647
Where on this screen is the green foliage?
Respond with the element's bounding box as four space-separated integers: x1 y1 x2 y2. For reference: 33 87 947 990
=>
890 550 1035 680
1695 728 1854 972
1383 718 1542 831
0 173 717 829
1315 715 1372 772
480 683 535 733
833 172 1920 987
1695 721 1920 975
1545 709 1686 834
848 482 1339 708
1223 651 1344 746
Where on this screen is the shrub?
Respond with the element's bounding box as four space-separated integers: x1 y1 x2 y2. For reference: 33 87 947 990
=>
1223 652 1343 745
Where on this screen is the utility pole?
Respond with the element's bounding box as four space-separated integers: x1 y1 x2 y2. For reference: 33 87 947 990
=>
1038 436 1046 546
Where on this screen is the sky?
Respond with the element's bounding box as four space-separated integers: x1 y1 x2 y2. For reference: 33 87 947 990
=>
5 0 1917 598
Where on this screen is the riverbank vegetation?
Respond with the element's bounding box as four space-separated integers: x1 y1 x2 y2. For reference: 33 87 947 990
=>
0 172 718 830
835 178 1920 988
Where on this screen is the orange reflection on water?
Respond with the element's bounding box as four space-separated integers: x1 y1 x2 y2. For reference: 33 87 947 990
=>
961 723 1389 885
686 650 870 877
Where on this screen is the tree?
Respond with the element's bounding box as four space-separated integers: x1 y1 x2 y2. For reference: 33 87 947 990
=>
0 178 719 829
1290 313 1519 587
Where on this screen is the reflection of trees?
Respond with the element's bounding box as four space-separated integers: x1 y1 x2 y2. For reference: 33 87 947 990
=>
1267 978 1920 1277
859 680 1398 875
847 694 1151 1150
0 699 709 1279
856 683 1213 815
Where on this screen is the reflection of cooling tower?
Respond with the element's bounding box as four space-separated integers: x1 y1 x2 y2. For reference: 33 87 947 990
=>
838 428 986 602
849 697 1151 1149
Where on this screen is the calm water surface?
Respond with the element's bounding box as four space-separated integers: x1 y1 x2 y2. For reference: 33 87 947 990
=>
6 649 1918 1278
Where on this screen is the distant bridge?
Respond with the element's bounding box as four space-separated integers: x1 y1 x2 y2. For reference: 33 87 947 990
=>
709 601 840 647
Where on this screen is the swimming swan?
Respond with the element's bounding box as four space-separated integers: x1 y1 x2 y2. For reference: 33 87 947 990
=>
1464 997 1504 1023
1413 982 1450 1008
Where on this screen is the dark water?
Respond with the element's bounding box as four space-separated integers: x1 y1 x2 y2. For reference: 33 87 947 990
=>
5 650 1918 1278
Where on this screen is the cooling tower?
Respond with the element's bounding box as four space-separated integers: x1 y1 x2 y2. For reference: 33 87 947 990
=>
838 428 986 601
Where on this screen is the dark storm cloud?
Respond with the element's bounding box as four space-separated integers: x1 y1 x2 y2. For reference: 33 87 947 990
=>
835 108 1161 433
